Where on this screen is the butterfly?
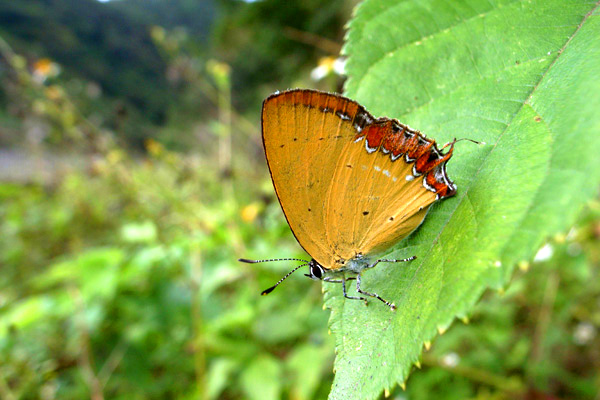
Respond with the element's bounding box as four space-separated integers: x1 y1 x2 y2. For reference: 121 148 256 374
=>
240 89 477 310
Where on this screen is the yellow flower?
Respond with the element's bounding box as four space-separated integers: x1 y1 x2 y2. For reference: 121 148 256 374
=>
45 85 63 101
106 149 125 165
32 58 61 82
241 203 261 222
145 138 164 156
310 56 345 80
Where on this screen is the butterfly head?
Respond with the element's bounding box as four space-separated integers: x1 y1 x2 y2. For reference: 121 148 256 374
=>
304 259 325 280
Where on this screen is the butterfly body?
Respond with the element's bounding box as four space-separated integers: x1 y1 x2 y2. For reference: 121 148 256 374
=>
244 89 463 309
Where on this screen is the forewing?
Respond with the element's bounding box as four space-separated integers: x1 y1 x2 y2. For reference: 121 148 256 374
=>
262 90 363 268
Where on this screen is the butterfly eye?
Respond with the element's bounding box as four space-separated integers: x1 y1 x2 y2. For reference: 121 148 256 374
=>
310 263 323 279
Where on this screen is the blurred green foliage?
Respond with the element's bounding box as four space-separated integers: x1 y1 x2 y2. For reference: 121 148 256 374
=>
0 1 599 399
1 152 598 399
0 139 337 399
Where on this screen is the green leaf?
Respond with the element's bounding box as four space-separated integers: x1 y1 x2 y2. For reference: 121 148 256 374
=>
206 358 238 400
287 342 334 400
239 355 282 400
325 1 600 399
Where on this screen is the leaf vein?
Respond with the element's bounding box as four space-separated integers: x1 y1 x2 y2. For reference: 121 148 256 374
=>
417 0 600 344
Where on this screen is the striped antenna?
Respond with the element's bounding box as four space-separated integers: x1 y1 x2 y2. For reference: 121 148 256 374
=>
440 137 485 150
238 257 309 264
260 263 308 295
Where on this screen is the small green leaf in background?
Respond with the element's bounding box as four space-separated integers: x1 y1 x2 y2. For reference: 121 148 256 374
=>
120 220 158 243
287 342 334 400
206 358 237 400
325 1 600 399
240 354 282 400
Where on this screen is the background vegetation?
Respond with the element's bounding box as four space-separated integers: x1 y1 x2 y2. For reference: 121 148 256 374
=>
0 1 599 399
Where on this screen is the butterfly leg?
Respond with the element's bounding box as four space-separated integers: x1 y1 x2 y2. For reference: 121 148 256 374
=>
323 277 356 283
343 276 368 305
356 273 396 311
324 276 366 304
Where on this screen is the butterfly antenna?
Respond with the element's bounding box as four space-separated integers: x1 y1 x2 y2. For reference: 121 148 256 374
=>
238 257 309 264
260 263 308 295
440 137 485 150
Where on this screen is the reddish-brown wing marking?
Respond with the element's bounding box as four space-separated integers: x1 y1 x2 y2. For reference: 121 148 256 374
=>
261 89 456 270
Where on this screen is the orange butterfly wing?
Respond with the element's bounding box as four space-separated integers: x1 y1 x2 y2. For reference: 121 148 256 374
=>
262 90 455 270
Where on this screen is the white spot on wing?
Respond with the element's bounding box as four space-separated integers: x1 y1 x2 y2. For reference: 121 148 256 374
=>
412 165 422 177
423 177 437 193
391 153 402 161
365 140 377 153
336 111 351 121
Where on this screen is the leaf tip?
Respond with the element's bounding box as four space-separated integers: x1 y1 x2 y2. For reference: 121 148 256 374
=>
424 340 431 351
384 388 391 398
460 315 470 324
437 325 447 335
400 382 406 391
415 360 422 369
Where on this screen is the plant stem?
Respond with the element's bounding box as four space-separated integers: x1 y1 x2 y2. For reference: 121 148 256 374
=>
422 354 525 395
528 269 560 385
190 242 207 400
72 288 104 400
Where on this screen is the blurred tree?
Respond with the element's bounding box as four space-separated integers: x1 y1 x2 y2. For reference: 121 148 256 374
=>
114 0 215 40
0 0 177 125
213 0 352 108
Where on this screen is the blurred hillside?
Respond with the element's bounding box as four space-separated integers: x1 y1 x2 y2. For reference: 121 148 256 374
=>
0 0 350 149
